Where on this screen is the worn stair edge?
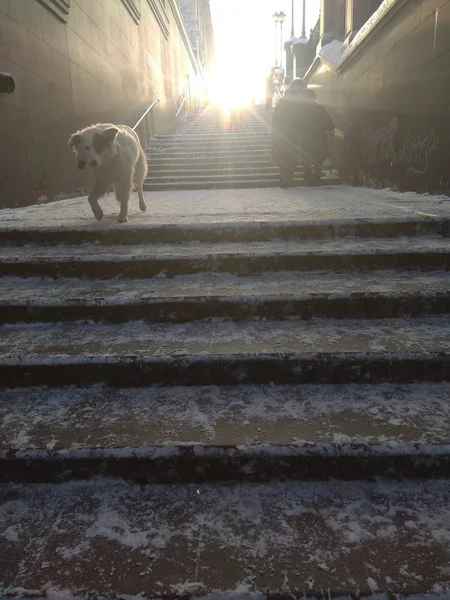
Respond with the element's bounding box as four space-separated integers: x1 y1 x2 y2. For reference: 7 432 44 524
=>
1 218 443 247
0 250 447 278
0 353 449 388
1 291 449 324
3 443 450 484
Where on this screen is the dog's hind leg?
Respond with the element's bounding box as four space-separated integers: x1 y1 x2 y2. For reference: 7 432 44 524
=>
88 181 109 221
134 149 148 212
115 179 133 223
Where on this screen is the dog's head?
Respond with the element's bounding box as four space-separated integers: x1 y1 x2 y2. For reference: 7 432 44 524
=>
69 126 119 170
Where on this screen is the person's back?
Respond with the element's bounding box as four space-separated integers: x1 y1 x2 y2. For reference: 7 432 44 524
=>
265 75 273 111
270 79 307 187
299 90 334 183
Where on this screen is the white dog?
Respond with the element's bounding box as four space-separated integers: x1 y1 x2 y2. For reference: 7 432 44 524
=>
69 123 147 223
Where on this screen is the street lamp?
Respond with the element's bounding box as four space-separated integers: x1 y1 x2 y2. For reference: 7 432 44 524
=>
277 11 286 69
273 12 279 65
301 0 306 38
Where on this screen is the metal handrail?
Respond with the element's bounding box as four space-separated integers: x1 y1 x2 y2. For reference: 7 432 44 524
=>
175 94 187 117
273 85 283 105
132 97 161 130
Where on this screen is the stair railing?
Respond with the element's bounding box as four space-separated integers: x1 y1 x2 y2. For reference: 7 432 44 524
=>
273 85 283 106
175 94 187 133
132 97 161 148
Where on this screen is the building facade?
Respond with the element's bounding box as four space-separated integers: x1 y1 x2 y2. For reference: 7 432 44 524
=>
304 0 450 194
178 0 214 72
0 0 208 208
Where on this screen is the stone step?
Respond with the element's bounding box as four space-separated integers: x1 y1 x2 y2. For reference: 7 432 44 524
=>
155 133 271 142
2 479 450 597
181 115 270 121
142 177 341 191
146 166 291 177
149 149 270 159
0 236 448 277
150 139 271 149
176 131 270 137
2 382 450 484
178 127 270 135
0 218 442 247
1 271 448 324
147 156 274 167
147 166 311 177
0 316 449 387
182 115 271 123
144 173 302 184
153 134 271 143
149 146 272 156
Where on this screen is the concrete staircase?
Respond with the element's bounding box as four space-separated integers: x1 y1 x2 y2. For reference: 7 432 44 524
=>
1 200 450 596
145 105 340 191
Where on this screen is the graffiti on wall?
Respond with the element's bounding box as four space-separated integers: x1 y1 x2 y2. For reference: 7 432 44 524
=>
363 117 440 175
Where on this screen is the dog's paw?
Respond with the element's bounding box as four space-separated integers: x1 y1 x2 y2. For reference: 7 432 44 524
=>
92 209 103 221
117 214 128 223
139 202 147 212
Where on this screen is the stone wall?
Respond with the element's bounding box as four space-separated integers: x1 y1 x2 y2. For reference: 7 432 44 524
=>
0 0 203 207
306 0 450 194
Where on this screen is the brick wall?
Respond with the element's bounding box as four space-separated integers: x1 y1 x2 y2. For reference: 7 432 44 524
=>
0 0 202 207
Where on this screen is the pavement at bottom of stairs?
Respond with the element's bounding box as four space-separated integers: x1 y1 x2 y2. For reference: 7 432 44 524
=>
1 479 450 597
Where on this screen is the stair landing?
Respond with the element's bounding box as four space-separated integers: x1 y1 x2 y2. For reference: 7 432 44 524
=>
0 185 448 230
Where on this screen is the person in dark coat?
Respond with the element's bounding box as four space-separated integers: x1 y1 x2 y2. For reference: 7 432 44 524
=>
299 89 334 184
270 78 307 187
265 74 274 111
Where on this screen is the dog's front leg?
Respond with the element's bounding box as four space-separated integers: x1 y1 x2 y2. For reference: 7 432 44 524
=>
115 180 132 223
88 182 108 221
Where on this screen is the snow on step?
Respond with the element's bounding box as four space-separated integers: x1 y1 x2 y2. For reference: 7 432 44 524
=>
2 383 450 451
1 236 449 262
1 316 449 358
2 479 450 597
1 270 448 306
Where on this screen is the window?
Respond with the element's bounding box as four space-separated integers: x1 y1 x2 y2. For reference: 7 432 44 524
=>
36 0 71 23
121 0 141 24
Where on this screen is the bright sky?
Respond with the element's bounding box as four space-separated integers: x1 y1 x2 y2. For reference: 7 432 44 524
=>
208 0 321 105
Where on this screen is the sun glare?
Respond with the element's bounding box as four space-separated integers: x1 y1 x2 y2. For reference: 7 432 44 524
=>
208 55 264 111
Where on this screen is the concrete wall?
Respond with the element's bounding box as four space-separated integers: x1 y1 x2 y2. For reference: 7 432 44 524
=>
306 0 450 193
0 0 203 207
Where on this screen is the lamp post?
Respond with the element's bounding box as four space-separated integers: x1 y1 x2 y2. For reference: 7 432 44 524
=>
301 0 306 38
291 0 295 37
273 12 279 65
277 11 286 69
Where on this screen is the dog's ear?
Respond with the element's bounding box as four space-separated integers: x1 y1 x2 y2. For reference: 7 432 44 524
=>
103 127 118 143
69 133 82 147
